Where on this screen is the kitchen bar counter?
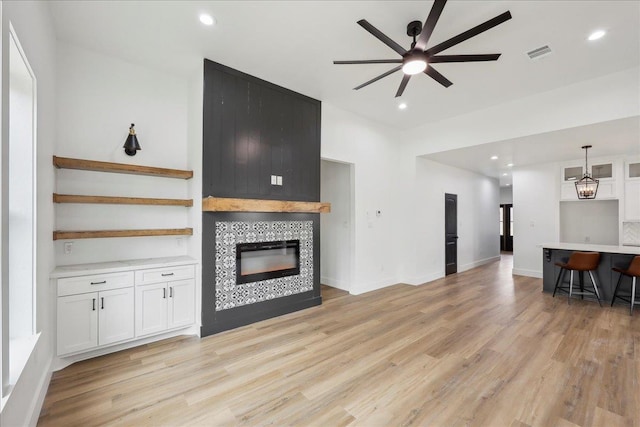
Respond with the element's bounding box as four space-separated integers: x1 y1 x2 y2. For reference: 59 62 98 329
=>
540 243 639 302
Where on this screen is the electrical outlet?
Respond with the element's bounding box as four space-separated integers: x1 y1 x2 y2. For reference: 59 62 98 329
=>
64 242 73 254
585 236 591 243
276 176 283 186
271 175 277 185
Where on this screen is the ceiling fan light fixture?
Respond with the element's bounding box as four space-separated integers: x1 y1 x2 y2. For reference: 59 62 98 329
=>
402 58 427 75
588 30 606 41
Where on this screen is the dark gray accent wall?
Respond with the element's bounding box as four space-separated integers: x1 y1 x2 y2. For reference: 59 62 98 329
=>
202 59 321 202
201 59 322 337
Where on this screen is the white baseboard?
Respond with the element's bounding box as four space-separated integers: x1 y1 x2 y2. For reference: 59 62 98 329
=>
350 277 397 295
459 255 501 273
320 276 350 291
27 357 53 427
404 272 443 286
512 268 543 278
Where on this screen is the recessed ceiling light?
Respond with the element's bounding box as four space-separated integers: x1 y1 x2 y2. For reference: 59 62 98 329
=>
199 13 215 26
502 173 508 176
491 155 498 160
507 163 514 167
588 30 606 41
398 103 407 110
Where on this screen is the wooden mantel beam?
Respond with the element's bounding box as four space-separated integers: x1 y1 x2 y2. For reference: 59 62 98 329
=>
202 197 331 213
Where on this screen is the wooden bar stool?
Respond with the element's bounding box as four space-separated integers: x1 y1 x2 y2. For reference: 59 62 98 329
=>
611 256 640 315
552 251 602 306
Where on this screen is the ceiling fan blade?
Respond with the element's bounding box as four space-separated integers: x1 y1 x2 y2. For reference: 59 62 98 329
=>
415 0 447 51
424 66 453 87
395 74 411 98
429 54 501 63
425 11 512 56
334 59 403 65
357 19 407 56
354 65 402 90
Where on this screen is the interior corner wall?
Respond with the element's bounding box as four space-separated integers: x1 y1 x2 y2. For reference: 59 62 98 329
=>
186 65 203 333
512 163 560 278
403 158 500 285
1 1 56 426
320 103 401 294
54 42 192 265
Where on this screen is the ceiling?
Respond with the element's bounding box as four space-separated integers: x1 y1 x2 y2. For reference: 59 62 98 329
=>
424 116 640 186
48 1 640 130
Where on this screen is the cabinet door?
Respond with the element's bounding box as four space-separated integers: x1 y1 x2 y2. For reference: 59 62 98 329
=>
168 279 195 329
625 181 640 220
135 282 168 337
98 287 134 346
57 292 98 355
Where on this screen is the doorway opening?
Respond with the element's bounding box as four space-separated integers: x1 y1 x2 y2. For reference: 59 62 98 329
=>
320 159 354 293
500 204 513 252
445 193 458 275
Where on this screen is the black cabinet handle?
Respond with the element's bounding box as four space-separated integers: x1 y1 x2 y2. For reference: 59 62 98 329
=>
91 280 107 285
169 287 173 298
101 297 104 310
92 298 96 311
161 273 174 277
163 288 166 299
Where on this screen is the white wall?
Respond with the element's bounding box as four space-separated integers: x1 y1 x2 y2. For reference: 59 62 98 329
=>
320 160 353 291
402 158 500 285
1 1 57 426
500 187 513 205
321 103 402 294
512 163 560 278
560 200 619 245
54 43 193 265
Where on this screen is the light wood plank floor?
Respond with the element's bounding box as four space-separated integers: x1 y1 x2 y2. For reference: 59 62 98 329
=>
39 255 640 426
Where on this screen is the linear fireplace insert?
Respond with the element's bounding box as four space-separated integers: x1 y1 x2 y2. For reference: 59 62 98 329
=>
236 239 300 284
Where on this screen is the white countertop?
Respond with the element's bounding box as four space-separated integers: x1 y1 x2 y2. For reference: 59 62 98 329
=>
539 242 640 255
51 255 198 278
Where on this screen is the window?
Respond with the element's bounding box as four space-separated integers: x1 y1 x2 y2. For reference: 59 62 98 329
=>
629 163 640 178
564 166 583 181
591 163 612 179
2 24 38 397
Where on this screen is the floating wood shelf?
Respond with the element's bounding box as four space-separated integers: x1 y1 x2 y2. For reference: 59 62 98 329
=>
53 228 193 241
53 156 193 179
53 194 193 207
202 197 331 213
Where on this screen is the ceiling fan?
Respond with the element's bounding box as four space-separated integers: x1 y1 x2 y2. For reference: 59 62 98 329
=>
334 0 512 97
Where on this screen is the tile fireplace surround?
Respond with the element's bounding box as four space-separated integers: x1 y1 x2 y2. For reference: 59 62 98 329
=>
214 220 314 310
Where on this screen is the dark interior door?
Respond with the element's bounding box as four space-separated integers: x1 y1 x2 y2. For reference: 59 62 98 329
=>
445 193 458 275
500 204 513 252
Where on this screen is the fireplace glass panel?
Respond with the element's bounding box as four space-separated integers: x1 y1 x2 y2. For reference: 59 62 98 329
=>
236 240 300 284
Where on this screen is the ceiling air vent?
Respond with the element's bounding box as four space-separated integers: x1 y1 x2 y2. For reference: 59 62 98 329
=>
527 45 552 60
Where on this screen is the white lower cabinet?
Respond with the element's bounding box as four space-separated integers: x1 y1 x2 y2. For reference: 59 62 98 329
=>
57 293 98 355
57 287 134 355
99 287 135 346
54 258 197 357
136 279 195 337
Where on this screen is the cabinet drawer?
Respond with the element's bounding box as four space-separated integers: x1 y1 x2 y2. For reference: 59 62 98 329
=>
135 265 195 285
58 271 134 297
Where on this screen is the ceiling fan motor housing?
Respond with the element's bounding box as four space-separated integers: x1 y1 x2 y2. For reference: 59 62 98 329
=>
407 20 423 37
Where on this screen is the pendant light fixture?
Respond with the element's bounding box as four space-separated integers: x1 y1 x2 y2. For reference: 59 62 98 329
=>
575 145 598 199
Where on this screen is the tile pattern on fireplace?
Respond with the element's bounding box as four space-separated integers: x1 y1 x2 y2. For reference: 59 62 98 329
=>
215 220 313 310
